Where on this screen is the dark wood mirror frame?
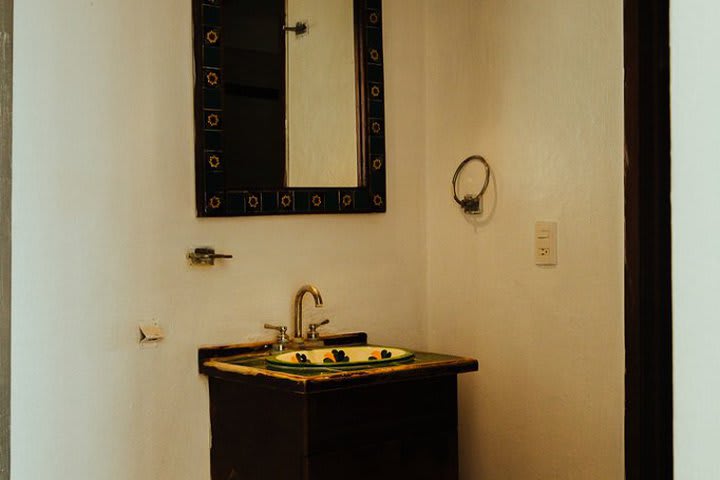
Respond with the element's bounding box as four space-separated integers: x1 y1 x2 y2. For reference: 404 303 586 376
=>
193 0 386 217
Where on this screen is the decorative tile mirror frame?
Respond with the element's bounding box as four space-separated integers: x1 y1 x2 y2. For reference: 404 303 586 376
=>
193 0 387 217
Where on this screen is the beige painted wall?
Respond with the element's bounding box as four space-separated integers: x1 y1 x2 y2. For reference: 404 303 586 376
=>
11 0 626 478
671 1 720 477
423 1 625 478
0 0 11 476
10 1 427 479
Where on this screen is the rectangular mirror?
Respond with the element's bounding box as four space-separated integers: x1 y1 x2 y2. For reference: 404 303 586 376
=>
193 0 386 216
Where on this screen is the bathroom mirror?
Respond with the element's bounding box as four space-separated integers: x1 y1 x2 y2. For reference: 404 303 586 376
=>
193 0 387 216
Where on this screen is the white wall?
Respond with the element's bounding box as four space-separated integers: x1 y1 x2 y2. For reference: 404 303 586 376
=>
12 0 628 478
423 1 625 478
10 1 427 479
671 2 720 478
0 0 12 476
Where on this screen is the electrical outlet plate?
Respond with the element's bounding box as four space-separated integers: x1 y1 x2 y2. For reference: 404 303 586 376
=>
535 221 558 266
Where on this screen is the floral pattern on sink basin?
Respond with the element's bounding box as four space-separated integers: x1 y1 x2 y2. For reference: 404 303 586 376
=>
266 346 414 368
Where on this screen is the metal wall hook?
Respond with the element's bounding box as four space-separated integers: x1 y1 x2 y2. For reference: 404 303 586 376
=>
283 21 308 35
188 247 233 266
452 155 491 215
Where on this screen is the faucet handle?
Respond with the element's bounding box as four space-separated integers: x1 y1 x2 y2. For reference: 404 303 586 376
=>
264 323 287 333
306 319 330 340
264 324 290 351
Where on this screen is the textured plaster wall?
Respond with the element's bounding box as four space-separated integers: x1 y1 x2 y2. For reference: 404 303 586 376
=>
11 0 627 478
422 1 625 478
0 0 11 477
10 1 427 479
671 1 720 477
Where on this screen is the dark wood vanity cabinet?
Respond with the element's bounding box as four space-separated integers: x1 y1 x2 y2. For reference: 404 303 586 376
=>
199 336 477 480
209 375 460 480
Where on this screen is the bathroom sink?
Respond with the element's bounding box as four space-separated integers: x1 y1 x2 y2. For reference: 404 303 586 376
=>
266 346 414 369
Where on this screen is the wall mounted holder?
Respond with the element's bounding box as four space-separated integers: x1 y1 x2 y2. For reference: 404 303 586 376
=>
188 247 233 266
452 155 491 215
283 21 308 35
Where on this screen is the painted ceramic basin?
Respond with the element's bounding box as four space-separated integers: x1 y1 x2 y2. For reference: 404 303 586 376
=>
266 346 414 369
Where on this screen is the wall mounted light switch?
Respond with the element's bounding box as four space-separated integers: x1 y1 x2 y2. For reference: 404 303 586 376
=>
535 221 558 266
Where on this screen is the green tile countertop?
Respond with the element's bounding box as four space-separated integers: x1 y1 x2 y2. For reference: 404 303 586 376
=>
198 333 478 394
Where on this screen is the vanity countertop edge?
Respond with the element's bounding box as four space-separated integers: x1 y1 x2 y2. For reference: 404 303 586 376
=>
198 332 478 394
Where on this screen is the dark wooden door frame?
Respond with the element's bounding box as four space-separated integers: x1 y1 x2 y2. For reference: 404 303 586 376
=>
624 0 673 478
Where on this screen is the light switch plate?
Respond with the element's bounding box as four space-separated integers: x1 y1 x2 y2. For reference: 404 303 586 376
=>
535 221 558 266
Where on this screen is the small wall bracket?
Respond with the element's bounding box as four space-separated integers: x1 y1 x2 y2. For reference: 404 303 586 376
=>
188 247 233 266
283 21 308 36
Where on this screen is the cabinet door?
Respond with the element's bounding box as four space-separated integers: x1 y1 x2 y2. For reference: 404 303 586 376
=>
209 378 307 480
306 376 460 479
306 376 458 454
307 429 459 480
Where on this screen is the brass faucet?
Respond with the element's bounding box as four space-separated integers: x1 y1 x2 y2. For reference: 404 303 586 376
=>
293 285 323 342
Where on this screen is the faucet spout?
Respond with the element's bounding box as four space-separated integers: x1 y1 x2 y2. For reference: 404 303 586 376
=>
293 285 323 340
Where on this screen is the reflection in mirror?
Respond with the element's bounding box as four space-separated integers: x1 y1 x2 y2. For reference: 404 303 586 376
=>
286 0 359 187
220 0 285 189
